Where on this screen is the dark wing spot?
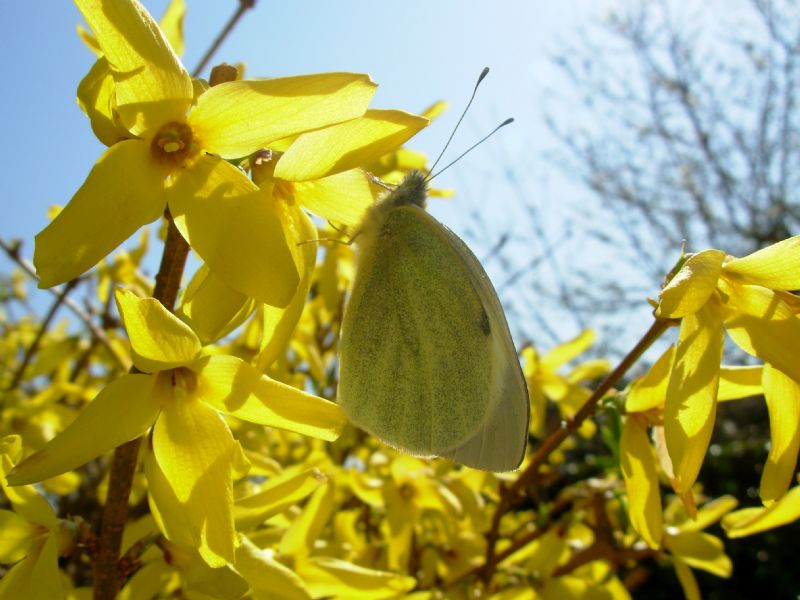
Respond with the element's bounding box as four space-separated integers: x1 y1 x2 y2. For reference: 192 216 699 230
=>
479 307 491 336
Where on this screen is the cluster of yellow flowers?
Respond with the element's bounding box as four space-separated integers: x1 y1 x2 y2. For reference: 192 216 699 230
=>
2 0 800 598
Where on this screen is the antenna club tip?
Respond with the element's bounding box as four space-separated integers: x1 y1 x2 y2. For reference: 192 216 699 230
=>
501 117 515 126
478 67 490 83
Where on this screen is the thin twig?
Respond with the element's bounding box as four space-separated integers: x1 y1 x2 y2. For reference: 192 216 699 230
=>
6 278 78 391
479 317 674 583
191 0 256 78
0 239 130 371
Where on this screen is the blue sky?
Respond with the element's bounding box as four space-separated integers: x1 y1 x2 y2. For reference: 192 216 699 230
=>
2 0 656 353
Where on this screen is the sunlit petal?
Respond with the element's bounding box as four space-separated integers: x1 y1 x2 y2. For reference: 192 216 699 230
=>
279 483 334 559
34 140 165 288
152 397 236 566
256 205 317 368
626 345 675 413
235 537 311 600
722 484 800 537
723 236 800 290
115 288 201 371
77 57 130 146
7 374 159 485
717 366 762 401
293 169 375 227
275 109 429 181
75 0 193 134
720 278 800 383
760 365 800 503
178 265 256 345
664 301 724 495
657 249 725 318
620 416 662 548
665 530 731 577
168 155 299 307
541 329 595 371
189 73 377 158
234 469 327 531
678 495 738 532
296 556 417 599
192 355 346 441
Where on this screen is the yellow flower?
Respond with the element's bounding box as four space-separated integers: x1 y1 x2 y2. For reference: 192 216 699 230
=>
663 496 736 599
522 329 610 437
7 289 346 566
35 0 378 309
621 346 760 544
656 237 800 497
0 436 74 599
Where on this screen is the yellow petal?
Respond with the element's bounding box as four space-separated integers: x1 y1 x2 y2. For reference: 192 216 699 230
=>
119 560 175 600
0 536 65 599
30 534 66 598
626 345 675 412
717 365 763 401
77 57 129 146
75 0 193 134
152 396 237 566
256 204 317 369
296 556 417 600
722 484 800 537
235 537 311 600
275 109 429 181
678 495 738 532
159 0 186 57
760 365 800 503
566 359 610 384
189 73 377 159
293 169 375 227
723 236 800 290
192 355 346 441
657 249 726 318
665 530 731 577
0 510 41 563
721 279 800 383
115 288 201 371
620 416 662 548
1 442 59 529
168 155 299 307
664 301 724 495
34 140 165 288
672 557 701 600
7 374 159 485
528 384 547 438
178 265 256 345
143 447 196 548
234 469 327 531
541 329 595 371
279 483 334 559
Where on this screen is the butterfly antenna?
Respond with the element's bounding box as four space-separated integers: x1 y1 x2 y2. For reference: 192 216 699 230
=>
428 117 514 181
426 67 491 179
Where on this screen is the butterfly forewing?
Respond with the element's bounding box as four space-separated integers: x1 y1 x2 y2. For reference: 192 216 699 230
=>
339 205 495 454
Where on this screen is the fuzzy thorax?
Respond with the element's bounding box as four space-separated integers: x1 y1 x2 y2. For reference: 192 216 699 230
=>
355 170 429 252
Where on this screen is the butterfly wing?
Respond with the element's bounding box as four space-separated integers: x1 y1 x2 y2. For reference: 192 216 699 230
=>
339 205 496 455
433 220 529 471
339 204 529 470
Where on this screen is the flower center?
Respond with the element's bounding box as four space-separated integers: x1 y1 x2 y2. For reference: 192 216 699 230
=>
151 121 198 166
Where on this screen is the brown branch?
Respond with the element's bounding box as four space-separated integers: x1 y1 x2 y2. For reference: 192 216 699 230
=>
93 213 189 600
479 317 674 584
191 0 256 78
